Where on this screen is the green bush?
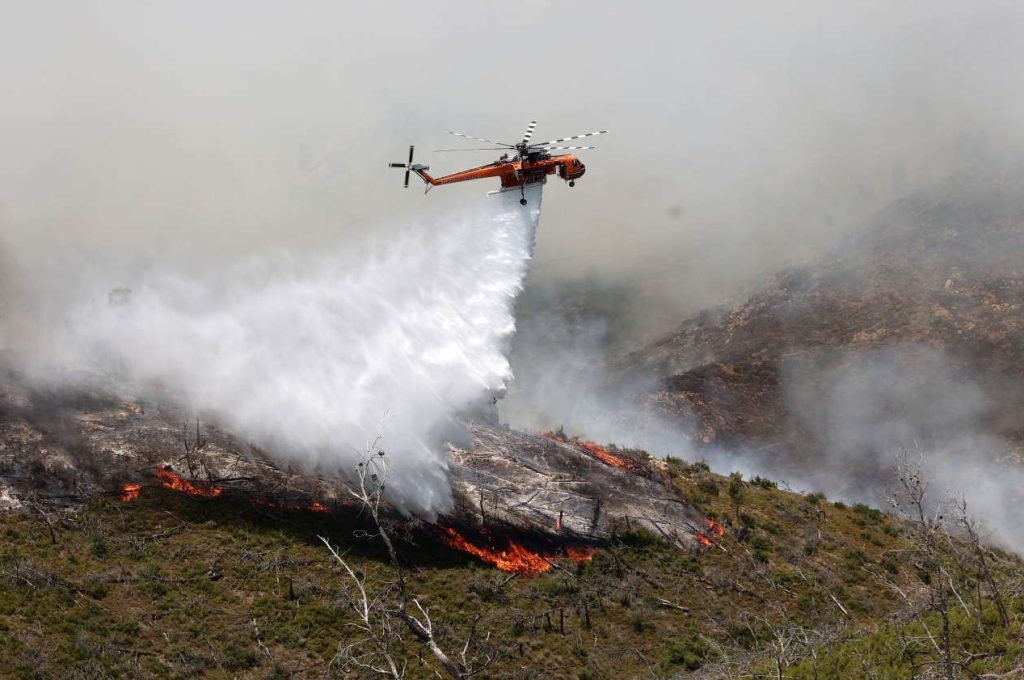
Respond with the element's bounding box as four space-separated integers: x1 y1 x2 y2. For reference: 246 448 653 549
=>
852 503 884 522
616 527 661 549
661 633 713 671
697 478 720 496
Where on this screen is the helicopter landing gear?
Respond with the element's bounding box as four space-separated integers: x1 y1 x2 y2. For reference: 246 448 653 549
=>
520 198 527 205
569 180 575 187
519 182 527 205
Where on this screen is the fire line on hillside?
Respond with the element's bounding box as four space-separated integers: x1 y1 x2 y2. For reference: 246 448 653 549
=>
542 430 655 478
119 468 594 576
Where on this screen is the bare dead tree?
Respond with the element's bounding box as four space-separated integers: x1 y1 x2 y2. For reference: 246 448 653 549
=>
891 448 956 680
319 445 494 679
26 495 59 545
319 536 405 678
951 496 1010 629
180 416 208 480
748 606 832 680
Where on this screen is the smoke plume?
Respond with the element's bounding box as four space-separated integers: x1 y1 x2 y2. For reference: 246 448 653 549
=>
783 347 1024 549
499 280 695 457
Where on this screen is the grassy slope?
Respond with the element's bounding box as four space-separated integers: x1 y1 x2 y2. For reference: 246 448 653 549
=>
0 462 1020 679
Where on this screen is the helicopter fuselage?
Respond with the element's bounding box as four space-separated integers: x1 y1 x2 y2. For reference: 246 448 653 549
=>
411 153 585 190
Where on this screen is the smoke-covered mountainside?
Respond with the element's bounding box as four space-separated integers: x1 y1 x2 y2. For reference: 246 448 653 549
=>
626 168 1024 522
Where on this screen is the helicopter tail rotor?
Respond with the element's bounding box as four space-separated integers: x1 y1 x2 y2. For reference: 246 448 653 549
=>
388 145 417 188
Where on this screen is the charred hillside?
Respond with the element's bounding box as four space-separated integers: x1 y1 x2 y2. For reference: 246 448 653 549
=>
632 168 1024 469
0 368 708 555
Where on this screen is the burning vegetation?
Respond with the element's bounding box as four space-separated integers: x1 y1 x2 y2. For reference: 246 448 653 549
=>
694 517 725 547
120 468 330 514
153 468 223 497
542 430 654 477
118 483 141 502
120 468 592 576
438 526 592 576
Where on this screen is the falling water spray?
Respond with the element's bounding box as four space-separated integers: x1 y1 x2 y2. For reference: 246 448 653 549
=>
57 188 543 517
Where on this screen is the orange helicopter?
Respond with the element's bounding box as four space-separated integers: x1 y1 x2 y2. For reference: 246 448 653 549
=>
389 121 606 205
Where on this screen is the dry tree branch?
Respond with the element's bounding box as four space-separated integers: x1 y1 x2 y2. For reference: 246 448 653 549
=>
320 443 493 679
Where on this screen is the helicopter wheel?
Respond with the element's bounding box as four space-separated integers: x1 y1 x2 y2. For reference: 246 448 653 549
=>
569 181 575 187
520 198 528 205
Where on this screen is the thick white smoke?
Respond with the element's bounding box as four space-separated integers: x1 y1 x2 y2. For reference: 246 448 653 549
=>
53 190 541 517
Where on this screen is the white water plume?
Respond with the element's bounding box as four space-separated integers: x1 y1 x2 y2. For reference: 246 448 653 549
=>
58 190 542 516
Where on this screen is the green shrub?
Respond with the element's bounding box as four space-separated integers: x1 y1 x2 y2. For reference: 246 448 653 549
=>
697 478 720 496
750 534 773 552
750 533 773 562
616 527 661 549
852 503 884 522
661 633 713 671
90 538 108 558
726 622 757 649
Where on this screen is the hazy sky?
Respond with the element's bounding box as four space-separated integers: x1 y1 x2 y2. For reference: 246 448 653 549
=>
2 1 1023 318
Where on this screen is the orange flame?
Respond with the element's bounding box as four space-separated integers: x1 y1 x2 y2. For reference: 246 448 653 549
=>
251 497 332 514
542 431 645 474
155 468 224 497
119 484 142 502
695 517 725 547
565 546 594 563
119 469 335 512
439 526 593 575
440 527 553 576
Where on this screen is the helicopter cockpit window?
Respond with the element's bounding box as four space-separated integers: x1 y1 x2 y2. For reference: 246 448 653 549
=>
572 159 580 167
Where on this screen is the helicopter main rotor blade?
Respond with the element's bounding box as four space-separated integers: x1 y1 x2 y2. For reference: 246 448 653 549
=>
521 120 537 145
529 130 607 147
448 131 514 146
541 145 597 151
433 147 510 152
